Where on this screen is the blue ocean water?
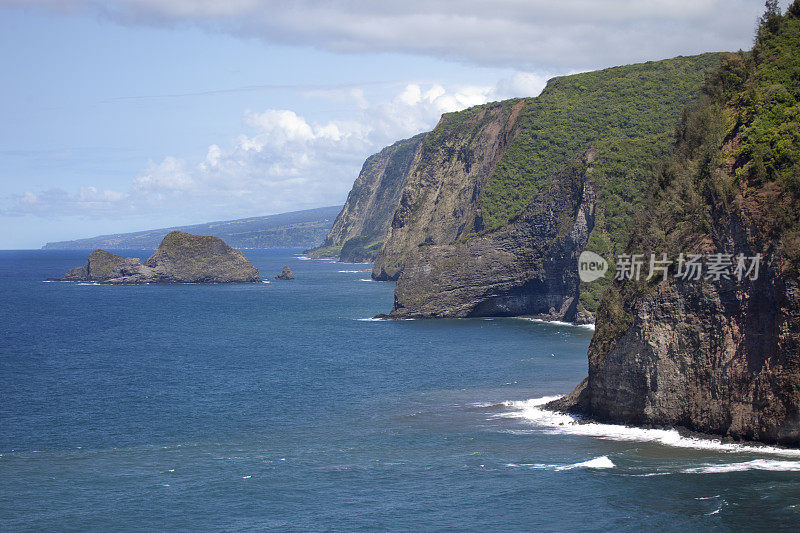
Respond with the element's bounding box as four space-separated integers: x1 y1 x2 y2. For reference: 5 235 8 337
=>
2 249 800 531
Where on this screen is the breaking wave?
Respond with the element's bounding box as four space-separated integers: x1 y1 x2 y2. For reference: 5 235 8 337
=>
498 396 800 458
514 318 595 331
506 456 615 471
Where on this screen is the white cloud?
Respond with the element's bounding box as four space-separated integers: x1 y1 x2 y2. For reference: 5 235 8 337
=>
1 0 771 70
494 72 553 100
242 110 315 144
6 73 549 220
132 156 194 193
399 84 422 106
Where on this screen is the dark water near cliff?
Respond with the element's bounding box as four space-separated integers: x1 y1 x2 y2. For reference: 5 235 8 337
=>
1 249 800 531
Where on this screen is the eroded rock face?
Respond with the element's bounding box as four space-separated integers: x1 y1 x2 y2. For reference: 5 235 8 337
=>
142 231 260 283
54 231 261 284
306 134 425 262
553 240 800 446
373 100 527 281
60 250 125 281
550 11 800 446
389 161 595 321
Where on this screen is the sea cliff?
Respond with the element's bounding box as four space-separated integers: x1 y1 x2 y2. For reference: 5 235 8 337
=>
307 134 425 262
375 53 724 321
551 3 800 446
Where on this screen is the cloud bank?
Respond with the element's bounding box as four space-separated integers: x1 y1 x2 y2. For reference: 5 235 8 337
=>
6 76 546 219
4 0 766 70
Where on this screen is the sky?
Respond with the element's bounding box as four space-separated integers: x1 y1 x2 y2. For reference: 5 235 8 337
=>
0 0 778 248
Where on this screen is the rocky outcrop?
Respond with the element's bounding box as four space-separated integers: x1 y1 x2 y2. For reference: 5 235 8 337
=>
373 100 527 281
273 266 294 280
551 6 800 446
53 231 261 283
389 155 595 321
60 250 127 281
306 134 425 262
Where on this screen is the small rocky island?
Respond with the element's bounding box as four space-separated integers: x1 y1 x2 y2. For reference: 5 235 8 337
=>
273 266 294 280
53 231 261 284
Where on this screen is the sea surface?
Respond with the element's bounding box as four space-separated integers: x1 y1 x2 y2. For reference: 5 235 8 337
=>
2 249 800 531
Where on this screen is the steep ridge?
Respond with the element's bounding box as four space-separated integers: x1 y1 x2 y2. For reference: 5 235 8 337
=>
551 2 800 446
373 99 528 280
389 154 594 320
380 53 724 320
307 134 425 262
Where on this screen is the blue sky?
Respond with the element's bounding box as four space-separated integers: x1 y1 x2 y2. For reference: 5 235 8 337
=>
0 1 773 248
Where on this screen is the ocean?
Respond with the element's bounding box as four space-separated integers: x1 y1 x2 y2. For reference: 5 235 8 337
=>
1 249 799 531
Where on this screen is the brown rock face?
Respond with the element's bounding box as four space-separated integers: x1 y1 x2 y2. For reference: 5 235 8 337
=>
142 231 260 283
54 231 261 284
307 134 425 262
372 99 527 281
556 222 800 445
551 13 800 445
390 159 595 320
60 250 125 281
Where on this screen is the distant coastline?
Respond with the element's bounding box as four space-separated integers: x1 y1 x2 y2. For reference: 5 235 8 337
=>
42 205 342 251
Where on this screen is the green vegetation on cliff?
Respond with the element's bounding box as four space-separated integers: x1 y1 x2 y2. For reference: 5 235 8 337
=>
421 99 522 156
738 1 800 217
559 2 800 446
593 0 800 328
480 53 725 233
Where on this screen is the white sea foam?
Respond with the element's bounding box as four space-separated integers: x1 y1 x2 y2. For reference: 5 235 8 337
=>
499 396 800 457
338 270 361 273
354 316 420 321
566 456 616 469
358 278 374 282
77 282 102 286
514 317 595 331
505 456 615 471
682 459 800 474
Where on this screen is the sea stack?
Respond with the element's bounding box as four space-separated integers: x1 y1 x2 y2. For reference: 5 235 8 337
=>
273 266 294 280
52 231 261 284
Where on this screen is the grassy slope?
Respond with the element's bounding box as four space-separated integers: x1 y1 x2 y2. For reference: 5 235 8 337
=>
481 53 725 234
